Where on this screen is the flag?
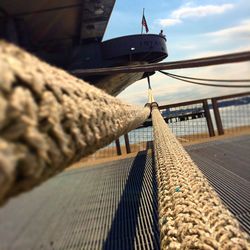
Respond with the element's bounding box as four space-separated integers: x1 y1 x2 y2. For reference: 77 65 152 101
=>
142 14 149 33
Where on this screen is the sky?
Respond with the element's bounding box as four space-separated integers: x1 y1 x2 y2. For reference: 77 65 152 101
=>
103 0 250 105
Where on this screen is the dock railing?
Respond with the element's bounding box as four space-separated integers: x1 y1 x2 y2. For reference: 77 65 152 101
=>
86 91 250 160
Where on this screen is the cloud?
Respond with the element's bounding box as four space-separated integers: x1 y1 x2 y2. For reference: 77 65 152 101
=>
118 59 250 106
118 72 206 105
189 43 250 59
118 43 250 106
206 19 250 40
172 4 234 19
159 3 234 27
159 18 181 27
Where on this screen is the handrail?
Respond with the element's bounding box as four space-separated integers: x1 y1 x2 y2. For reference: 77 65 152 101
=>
72 51 250 76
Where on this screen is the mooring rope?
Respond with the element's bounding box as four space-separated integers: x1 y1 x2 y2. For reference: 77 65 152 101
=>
159 70 250 88
0 41 150 205
150 101 250 249
1 39 250 249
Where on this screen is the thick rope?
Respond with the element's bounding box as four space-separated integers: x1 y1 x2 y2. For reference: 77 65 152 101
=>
0 41 150 205
151 103 250 249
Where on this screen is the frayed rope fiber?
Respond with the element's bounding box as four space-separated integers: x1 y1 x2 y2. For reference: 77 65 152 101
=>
0 41 150 205
151 104 250 249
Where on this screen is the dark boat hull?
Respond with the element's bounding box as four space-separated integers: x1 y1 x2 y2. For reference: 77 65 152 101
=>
0 1 168 95
71 34 168 95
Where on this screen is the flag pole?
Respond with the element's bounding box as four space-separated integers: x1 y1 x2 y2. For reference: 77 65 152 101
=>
141 8 144 34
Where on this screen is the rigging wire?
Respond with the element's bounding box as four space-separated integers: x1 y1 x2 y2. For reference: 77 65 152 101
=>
159 71 250 83
147 74 152 89
159 71 250 88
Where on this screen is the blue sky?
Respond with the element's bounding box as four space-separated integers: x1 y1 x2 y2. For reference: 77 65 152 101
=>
104 0 250 105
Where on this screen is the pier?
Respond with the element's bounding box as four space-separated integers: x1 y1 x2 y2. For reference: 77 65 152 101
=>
0 31 250 249
0 134 249 249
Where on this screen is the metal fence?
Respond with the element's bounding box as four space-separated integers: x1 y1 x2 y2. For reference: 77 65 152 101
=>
87 92 250 160
159 100 213 142
87 127 154 161
212 93 250 135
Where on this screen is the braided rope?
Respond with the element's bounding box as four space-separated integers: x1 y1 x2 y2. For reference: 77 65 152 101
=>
151 104 250 249
0 41 150 205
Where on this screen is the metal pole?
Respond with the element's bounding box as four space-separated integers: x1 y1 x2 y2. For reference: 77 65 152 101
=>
203 100 215 137
115 139 122 155
211 98 224 135
124 134 131 154
147 74 151 89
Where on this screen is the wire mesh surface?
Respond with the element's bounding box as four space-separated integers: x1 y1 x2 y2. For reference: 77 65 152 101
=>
0 135 249 250
0 152 159 250
186 135 250 234
217 95 250 134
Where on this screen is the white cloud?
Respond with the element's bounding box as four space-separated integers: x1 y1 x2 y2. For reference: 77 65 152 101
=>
118 43 250 106
171 43 196 52
159 18 181 27
118 58 250 105
189 42 250 59
206 19 250 40
172 4 234 19
159 3 234 27
171 41 250 63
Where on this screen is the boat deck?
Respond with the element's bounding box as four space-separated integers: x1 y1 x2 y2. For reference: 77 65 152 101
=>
0 135 249 250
